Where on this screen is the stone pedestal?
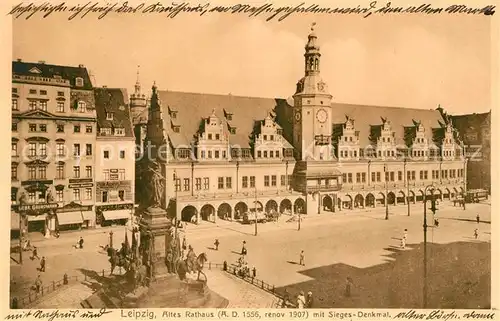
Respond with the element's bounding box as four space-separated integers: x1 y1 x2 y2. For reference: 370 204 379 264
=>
139 206 172 277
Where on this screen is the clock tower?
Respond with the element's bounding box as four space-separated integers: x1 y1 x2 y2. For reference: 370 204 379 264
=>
292 24 333 161
291 24 342 215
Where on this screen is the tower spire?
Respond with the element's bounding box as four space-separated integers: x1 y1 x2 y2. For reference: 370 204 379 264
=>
135 65 141 95
304 22 321 75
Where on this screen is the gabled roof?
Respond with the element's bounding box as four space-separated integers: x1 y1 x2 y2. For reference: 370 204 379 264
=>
94 87 134 138
12 61 93 90
150 90 446 151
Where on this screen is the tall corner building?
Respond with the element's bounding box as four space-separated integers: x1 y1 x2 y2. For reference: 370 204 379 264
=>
131 28 467 223
11 60 97 235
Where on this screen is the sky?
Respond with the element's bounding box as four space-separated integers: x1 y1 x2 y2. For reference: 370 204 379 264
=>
12 6 492 115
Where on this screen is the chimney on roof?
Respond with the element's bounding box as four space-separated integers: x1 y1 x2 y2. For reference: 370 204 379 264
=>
103 85 107 88
78 64 85 68
38 60 45 64
16 59 22 62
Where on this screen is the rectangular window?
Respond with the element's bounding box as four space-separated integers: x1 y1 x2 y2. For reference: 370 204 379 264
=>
242 176 248 188
56 164 65 179
271 175 277 187
73 166 80 178
184 178 190 191
11 143 17 156
218 177 224 189
390 172 395 182
85 188 92 200
203 177 209 190
39 101 47 111
74 125 81 133
12 99 18 110
281 175 286 186
226 177 232 189
424 171 428 180
57 102 64 112
104 151 109 159
39 124 47 132
29 124 37 132
377 172 381 182
74 144 80 156
39 143 47 156
118 190 125 201
215 134 220 140
102 191 108 202
347 173 353 183
361 173 366 183
86 166 92 178
106 112 113 120
208 151 212 158
120 150 125 159
257 151 262 158
412 171 416 180
250 176 256 188
195 178 201 190
28 167 36 179
175 179 181 192
343 173 347 183
264 175 270 187
86 125 93 133
264 151 268 158
276 150 280 158
215 150 220 158
38 166 46 179
73 189 80 201
11 165 17 180
356 173 361 183
270 151 274 158
29 142 36 156
398 171 403 181
371 172 376 182
385 171 389 182
222 150 226 158
86 144 92 156
208 134 212 140
12 122 18 132
57 124 64 132
29 100 37 111
56 190 63 202
407 171 411 181
419 171 423 180
201 150 206 159
118 169 125 180
54 143 64 157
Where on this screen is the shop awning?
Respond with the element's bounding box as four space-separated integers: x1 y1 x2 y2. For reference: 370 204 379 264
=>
11 211 20 230
102 210 130 221
81 211 94 221
28 214 46 222
57 212 83 225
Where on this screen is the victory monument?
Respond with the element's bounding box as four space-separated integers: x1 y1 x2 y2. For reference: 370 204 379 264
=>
81 84 228 308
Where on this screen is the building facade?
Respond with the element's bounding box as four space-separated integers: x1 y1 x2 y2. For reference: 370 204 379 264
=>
11 61 97 235
132 28 467 224
449 111 491 193
94 87 136 226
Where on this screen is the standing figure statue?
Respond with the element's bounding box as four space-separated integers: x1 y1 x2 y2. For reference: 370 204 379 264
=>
145 161 165 207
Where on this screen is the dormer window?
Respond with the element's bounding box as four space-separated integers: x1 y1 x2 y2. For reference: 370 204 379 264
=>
215 134 220 140
100 128 111 135
106 112 113 120
114 128 125 136
78 101 86 113
173 126 180 133
227 114 232 121
171 112 177 119
75 77 84 87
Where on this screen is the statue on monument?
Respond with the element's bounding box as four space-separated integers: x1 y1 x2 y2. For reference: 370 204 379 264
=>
145 160 165 208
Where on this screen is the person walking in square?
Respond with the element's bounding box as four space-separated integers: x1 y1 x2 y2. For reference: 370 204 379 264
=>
400 237 406 249
306 291 314 308
345 277 353 297
403 229 408 241
182 236 187 251
297 291 306 309
32 246 40 260
241 240 247 256
299 250 305 266
476 214 480 224
474 228 479 239
34 275 42 293
79 237 84 249
214 239 219 251
39 256 46 272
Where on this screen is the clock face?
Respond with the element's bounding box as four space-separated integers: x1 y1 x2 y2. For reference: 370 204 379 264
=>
316 109 327 123
295 112 301 122
318 82 325 92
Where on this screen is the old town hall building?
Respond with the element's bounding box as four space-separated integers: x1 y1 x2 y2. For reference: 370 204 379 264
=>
132 27 467 223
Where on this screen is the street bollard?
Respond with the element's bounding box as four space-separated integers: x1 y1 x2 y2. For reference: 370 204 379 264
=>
261 281 264 289
102 270 105 277
52 281 55 290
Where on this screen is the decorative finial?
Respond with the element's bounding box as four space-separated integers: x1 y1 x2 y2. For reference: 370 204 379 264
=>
311 22 316 32
211 108 216 115
136 65 140 82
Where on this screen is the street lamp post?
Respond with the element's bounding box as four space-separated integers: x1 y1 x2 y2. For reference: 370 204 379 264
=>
463 151 468 211
404 158 410 216
423 183 435 308
173 170 178 249
384 164 389 220
19 214 23 264
254 187 258 236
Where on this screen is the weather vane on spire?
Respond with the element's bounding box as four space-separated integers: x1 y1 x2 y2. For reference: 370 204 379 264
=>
311 22 316 32
136 65 140 82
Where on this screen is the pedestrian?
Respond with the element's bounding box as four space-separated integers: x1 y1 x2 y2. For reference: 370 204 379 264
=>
299 250 305 266
403 229 408 241
182 237 187 251
39 256 46 272
297 291 306 309
34 275 42 293
345 277 353 297
282 289 290 308
79 237 84 249
32 246 39 260
252 266 256 278
476 214 480 224
306 291 314 308
214 239 220 251
474 228 479 239
241 241 247 256
400 237 406 249
166 251 173 273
